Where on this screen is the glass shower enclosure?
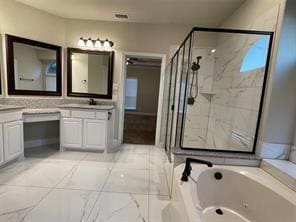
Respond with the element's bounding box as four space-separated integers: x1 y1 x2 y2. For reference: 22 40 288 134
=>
160 27 273 157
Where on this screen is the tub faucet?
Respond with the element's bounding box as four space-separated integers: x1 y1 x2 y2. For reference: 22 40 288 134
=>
181 158 213 182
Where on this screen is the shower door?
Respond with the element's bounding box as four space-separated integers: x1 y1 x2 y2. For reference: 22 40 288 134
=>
175 35 192 147
164 54 178 158
164 42 191 158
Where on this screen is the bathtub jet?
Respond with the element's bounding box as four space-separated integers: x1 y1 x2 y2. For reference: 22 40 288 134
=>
181 158 213 182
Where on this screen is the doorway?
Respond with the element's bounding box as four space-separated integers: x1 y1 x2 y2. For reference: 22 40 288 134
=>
123 55 163 145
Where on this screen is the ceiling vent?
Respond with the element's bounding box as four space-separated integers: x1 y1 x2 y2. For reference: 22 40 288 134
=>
114 13 129 19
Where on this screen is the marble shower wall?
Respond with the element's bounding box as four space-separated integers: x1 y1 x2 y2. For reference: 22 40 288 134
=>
205 6 279 152
183 47 215 148
181 5 279 152
206 33 266 152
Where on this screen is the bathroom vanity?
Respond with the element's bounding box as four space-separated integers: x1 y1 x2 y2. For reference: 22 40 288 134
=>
0 35 117 168
0 106 24 167
0 104 116 168
58 104 115 152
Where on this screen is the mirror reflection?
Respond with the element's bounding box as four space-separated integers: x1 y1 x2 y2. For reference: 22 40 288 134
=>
13 43 57 91
6 35 62 96
68 48 114 99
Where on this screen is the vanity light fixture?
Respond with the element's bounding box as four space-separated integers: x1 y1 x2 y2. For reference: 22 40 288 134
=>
103 39 113 48
95 38 102 48
86 37 93 48
78 37 85 47
77 37 114 50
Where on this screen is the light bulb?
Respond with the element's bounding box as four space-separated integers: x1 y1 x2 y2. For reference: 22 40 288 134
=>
86 38 93 48
78 37 85 47
211 49 216 53
95 39 102 48
103 39 111 48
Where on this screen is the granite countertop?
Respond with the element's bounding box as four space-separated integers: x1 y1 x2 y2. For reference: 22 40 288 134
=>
22 108 61 115
57 103 115 110
0 105 25 111
173 146 259 160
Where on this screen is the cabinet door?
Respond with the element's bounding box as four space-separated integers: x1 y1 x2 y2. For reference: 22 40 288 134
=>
4 121 23 161
83 119 106 150
61 118 83 148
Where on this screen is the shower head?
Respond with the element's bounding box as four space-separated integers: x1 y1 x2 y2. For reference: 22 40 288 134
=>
191 56 202 71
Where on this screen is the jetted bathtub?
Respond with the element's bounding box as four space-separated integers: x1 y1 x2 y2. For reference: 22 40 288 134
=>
172 164 296 222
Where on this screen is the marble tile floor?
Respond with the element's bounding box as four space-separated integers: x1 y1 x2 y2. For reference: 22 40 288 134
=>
0 144 173 222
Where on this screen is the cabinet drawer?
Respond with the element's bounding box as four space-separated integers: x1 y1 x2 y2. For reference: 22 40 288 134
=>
0 111 22 123
96 112 107 120
60 110 70 117
72 110 95 119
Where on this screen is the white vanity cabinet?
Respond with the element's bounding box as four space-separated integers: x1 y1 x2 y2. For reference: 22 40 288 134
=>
61 118 83 148
0 109 24 166
60 108 114 152
83 119 106 149
4 121 23 161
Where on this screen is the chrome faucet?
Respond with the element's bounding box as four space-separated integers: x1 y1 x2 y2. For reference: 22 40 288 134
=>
89 98 96 105
181 158 213 182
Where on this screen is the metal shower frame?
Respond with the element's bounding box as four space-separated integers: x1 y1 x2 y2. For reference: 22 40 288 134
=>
164 27 274 154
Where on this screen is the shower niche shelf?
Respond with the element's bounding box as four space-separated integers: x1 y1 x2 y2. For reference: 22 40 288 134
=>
200 91 216 96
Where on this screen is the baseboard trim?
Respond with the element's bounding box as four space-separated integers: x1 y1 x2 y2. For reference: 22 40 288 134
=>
125 112 157 116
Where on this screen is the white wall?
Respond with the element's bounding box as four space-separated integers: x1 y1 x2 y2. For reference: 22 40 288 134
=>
256 0 296 161
0 0 192 142
64 19 192 100
0 0 66 46
221 0 283 30
263 0 296 145
0 0 66 97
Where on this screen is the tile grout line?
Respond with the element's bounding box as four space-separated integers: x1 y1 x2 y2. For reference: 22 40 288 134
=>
18 154 83 221
0 145 169 222
85 152 117 221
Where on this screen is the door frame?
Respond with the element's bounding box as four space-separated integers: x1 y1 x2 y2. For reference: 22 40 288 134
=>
118 51 166 146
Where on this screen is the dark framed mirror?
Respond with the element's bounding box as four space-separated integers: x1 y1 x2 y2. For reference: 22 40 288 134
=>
6 35 62 96
67 48 114 99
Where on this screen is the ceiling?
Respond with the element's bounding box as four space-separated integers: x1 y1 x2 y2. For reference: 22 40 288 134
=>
127 57 162 68
16 0 246 26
